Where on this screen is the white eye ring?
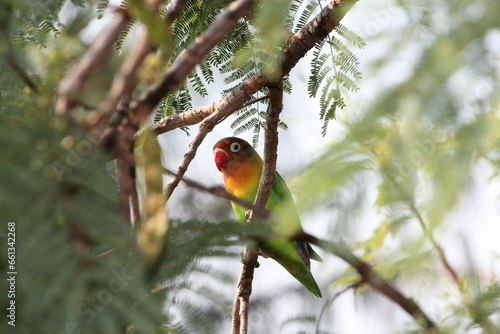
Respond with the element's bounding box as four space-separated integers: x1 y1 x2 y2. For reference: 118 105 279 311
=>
230 142 241 152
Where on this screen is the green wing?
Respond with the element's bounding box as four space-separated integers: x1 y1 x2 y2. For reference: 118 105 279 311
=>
231 172 322 298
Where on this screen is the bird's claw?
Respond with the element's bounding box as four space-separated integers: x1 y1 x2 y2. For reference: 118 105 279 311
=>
258 250 270 258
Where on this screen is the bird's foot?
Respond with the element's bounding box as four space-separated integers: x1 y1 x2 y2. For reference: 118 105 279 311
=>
258 250 270 258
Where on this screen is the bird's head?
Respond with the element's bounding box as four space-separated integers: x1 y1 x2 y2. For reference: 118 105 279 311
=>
213 137 259 174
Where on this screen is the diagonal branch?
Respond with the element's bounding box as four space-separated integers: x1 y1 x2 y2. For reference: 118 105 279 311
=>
232 81 283 334
98 26 154 115
93 0 187 118
163 168 271 218
99 0 256 152
163 74 268 199
130 0 256 117
4 52 38 93
280 0 357 75
156 0 358 201
134 94 270 145
133 0 359 139
384 169 460 286
55 9 131 115
409 203 459 283
315 282 363 333
297 232 437 330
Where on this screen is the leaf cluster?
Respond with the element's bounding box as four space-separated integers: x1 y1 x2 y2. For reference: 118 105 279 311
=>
0 113 168 333
294 0 500 331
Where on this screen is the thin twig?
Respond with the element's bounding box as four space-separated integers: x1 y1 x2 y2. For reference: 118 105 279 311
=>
97 27 154 115
384 169 460 284
93 248 117 259
4 53 38 92
133 94 270 145
163 115 217 199
163 168 271 219
162 75 268 199
296 232 437 330
240 94 271 111
232 82 283 334
409 203 459 283
117 155 139 225
315 281 363 333
408 209 499 332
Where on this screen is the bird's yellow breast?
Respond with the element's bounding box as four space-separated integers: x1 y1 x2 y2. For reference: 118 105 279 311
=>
222 159 261 201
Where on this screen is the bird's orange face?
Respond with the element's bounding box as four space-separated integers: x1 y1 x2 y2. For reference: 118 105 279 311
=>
213 137 263 197
213 137 255 173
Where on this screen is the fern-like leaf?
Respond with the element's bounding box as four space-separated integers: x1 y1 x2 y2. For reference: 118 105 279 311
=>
115 18 137 51
308 21 364 135
96 0 110 19
335 23 367 49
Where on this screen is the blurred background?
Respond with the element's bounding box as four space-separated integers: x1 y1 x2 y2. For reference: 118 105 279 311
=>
1 0 499 333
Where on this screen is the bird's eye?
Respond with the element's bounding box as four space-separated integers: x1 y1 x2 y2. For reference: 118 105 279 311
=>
230 142 241 152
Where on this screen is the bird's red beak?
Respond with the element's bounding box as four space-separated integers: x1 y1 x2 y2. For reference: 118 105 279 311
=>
214 148 228 171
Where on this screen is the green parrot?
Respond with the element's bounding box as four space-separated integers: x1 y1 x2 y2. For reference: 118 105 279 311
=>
213 137 322 298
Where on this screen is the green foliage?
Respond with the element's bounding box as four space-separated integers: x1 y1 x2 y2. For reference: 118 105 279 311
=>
231 107 289 147
96 0 110 19
295 0 500 332
0 112 253 333
308 23 365 135
3 0 500 333
0 113 167 333
288 0 319 34
155 219 255 334
149 0 362 142
115 18 138 51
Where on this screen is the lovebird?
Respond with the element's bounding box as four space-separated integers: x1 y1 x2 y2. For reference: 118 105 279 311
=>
213 137 322 298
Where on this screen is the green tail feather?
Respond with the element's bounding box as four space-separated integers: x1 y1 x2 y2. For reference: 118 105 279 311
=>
259 239 322 298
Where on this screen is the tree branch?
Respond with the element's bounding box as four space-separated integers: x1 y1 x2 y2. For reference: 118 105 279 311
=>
162 74 268 199
156 0 358 200
134 94 270 145
164 0 188 22
97 26 154 115
99 0 256 153
280 0 358 76
160 162 439 331
232 81 283 334
4 52 38 93
130 0 256 118
297 233 437 330
91 0 187 122
131 0 358 140
55 9 131 115
116 154 139 225
409 203 459 283
163 168 271 219
315 282 363 333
